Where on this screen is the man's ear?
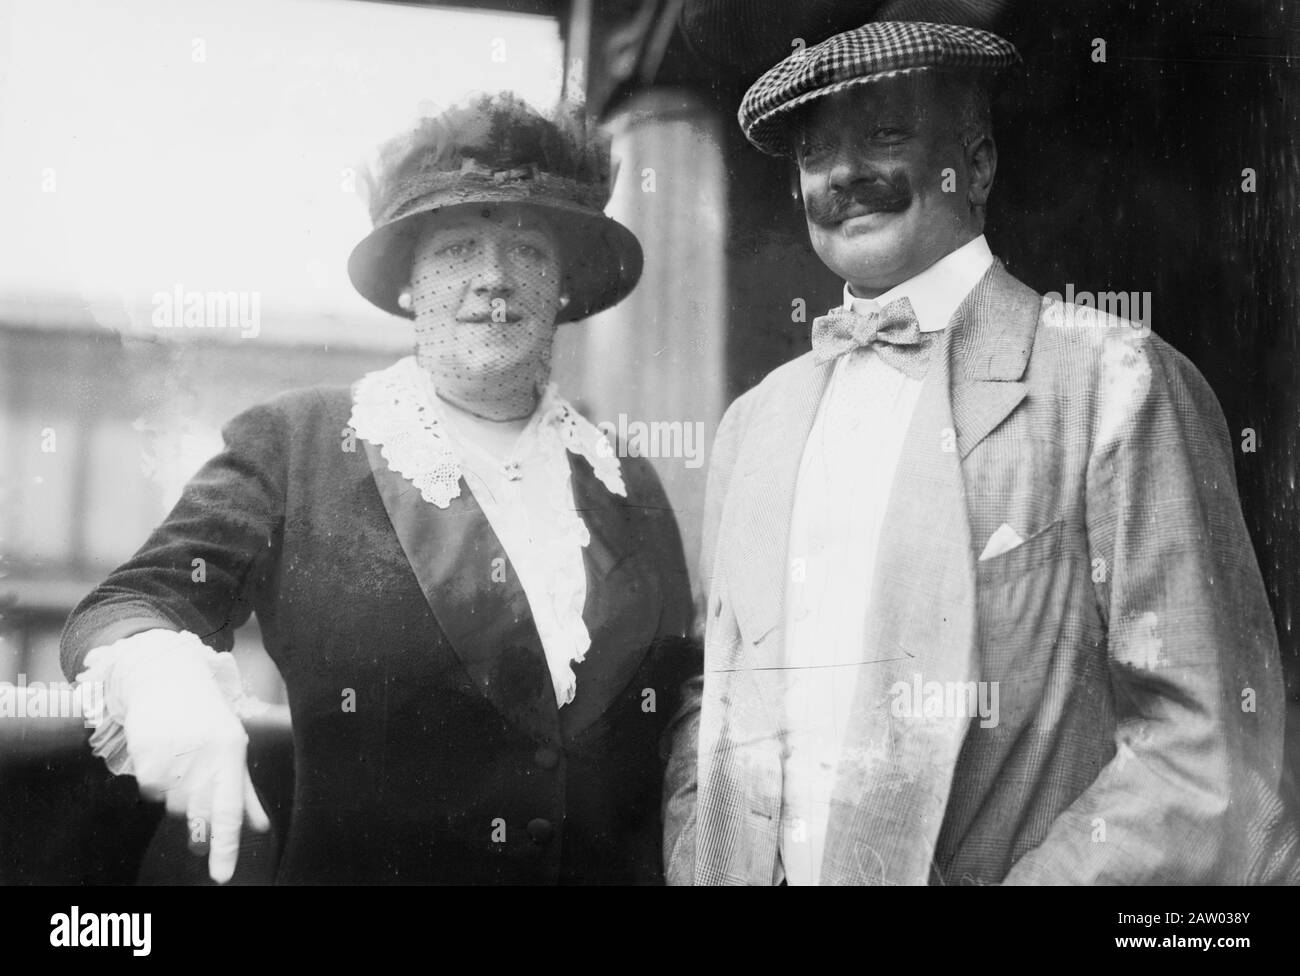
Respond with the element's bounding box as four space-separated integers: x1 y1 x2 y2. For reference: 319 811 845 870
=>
965 134 997 211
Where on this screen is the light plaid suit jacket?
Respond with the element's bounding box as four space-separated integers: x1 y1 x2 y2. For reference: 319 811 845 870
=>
662 260 1298 885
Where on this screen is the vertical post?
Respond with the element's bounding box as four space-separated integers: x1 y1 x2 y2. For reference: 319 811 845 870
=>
562 0 593 107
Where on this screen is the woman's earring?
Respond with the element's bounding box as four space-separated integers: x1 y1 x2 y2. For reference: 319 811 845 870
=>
397 289 413 311
558 294 571 310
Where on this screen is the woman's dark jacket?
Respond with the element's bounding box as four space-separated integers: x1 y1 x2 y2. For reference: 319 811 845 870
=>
61 387 699 884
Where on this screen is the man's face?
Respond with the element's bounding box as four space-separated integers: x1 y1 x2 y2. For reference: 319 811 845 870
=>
410 204 562 380
795 74 985 296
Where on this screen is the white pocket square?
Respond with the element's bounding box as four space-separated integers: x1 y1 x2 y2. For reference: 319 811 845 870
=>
979 523 1024 561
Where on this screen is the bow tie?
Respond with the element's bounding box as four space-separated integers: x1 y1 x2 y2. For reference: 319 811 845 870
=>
810 296 934 380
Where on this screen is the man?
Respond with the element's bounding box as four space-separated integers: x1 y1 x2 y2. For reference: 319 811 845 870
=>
662 20 1297 885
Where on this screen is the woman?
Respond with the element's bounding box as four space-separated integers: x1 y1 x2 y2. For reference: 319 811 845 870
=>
60 93 698 884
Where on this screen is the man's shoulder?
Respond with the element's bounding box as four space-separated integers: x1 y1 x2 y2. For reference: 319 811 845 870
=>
721 351 820 424
1020 291 1227 447
971 265 1167 390
1029 295 1198 388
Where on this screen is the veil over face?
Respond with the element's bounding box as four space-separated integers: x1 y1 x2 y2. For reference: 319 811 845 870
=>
410 204 563 417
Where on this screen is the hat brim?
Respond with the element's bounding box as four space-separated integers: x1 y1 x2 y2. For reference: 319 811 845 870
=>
746 62 1021 157
348 197 643 324
747 66 936 157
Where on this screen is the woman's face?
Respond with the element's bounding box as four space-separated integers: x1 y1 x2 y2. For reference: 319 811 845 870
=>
410 205 563 384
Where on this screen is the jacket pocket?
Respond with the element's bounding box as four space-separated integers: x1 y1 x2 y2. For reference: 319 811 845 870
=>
972 517 1100 733
976 518 1067 584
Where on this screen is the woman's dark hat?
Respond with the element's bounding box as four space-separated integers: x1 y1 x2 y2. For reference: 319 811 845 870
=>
739 20 1022 157
349 93 643 323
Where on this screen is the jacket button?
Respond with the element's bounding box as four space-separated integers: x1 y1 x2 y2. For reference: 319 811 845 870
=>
533 746 560 770
527 818 554 844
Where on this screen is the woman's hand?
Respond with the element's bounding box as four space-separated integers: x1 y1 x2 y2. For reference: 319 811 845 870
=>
125 656 270 882
80 629 271 884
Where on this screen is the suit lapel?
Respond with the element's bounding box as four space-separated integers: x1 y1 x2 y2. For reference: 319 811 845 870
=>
725 355 835 652
362 439 560 744
819 259 1041 885
949 260 1040 458
560 452 662 738
819 323 977 885
567 450 633 582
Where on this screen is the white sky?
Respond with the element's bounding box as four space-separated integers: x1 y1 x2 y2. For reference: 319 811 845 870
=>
0 0 564 325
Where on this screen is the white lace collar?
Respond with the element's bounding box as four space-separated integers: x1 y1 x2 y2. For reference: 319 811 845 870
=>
348 356 625 509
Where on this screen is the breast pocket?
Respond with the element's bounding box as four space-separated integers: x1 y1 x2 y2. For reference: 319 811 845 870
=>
973 518 1099 731
975 518 1067 584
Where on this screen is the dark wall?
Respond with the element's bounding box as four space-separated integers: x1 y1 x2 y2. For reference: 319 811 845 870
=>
993 1 1300 695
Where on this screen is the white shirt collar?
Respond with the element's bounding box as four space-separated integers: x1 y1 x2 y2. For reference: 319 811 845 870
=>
841 234 995 333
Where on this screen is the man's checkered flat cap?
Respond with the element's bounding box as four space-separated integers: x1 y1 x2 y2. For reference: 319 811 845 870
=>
739 20 1022 156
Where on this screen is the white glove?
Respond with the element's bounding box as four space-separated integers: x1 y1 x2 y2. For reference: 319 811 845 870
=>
77 629 271 883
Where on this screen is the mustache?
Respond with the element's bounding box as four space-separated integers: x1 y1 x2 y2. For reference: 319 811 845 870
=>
805 173 913 225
